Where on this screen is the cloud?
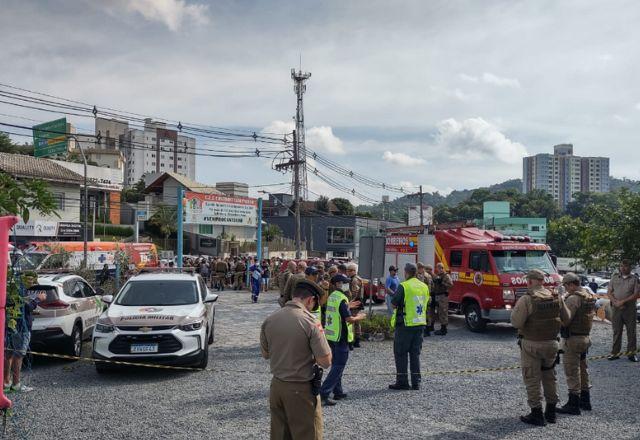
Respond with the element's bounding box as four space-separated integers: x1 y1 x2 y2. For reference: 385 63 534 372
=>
398 181 453 196
114 0 210 31
382 151 426 166
635 102 640 110
434 118 527 164
481 72 521 88
306 126 345 155
262 121 345 154
459 72 521 88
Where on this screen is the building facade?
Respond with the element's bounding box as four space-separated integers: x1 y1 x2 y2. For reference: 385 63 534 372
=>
522 144 610 209
123 119 196 187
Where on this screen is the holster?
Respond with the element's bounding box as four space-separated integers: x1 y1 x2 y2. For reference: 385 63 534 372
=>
560 326 571 339
310 365 323 396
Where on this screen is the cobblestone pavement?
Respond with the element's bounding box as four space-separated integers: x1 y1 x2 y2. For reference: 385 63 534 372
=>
4 289 639 440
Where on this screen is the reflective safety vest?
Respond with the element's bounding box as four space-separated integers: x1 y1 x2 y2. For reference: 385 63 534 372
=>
391 277 430 329
311 306 321 323
324 290 354 343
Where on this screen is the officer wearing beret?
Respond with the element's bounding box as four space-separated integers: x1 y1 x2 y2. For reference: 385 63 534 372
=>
511 269 569 426
261 280 332 439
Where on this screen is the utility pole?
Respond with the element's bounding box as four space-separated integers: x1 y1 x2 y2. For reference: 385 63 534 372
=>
419 185 424 226
291 67 311 200
293 130 302 259
176 186 184 268
275 129 303 259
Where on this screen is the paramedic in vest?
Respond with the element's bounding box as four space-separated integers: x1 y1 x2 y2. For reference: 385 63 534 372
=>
319 274 366 406
556 272 596 415
389 263 430 391
511 269 569 426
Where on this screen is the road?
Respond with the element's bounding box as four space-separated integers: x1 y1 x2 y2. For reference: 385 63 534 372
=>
4 289 639 440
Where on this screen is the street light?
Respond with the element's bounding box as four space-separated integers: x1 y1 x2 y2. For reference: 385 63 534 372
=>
67 135 88 268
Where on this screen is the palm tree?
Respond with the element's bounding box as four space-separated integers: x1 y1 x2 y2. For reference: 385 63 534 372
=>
150 204 177 249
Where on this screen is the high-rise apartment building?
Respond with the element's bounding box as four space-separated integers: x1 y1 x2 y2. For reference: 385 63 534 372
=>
123 118 196 186
522 144 609 208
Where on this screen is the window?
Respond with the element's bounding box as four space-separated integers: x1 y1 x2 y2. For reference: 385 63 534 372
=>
469 251 490 272
198 276 208 301
326 227 355 244
198 224 213 234
531 226 540 232
161 163 165 167
53 192 65 210
450 250 463 267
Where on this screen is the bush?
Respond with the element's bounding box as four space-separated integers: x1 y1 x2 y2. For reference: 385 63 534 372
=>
96 225 134 237
360 313 392 336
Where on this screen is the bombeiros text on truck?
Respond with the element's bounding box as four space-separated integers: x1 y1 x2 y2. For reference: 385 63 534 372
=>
384 225 561 332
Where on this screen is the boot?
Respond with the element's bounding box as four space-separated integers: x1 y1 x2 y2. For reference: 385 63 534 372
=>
579 390 592 411
556 393 581 415
544 403 557 423
434 325 447 336
520 407 546 426
388 383 411 391
424 326 432 337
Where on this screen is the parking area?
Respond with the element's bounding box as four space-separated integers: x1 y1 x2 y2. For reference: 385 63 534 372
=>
4 290 639 440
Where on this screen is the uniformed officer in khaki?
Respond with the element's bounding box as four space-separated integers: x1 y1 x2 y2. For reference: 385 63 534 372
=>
557 272 596 415
431 263 453 336
281 262 311 307
260 280 332 440
346 263 363 347
511 269 568 426
607 259 639 362
278 261 297 306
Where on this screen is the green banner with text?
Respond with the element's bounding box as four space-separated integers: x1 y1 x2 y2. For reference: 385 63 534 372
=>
33 117 67 157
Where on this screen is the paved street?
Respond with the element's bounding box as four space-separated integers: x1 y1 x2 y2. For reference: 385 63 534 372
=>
4 290 639 440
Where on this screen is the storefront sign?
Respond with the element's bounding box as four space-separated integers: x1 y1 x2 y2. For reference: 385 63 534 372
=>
184 191 258 227
11 220 58 237
385 234 418 254
57 222 82 237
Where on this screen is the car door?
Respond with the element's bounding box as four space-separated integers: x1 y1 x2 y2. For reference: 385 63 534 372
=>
198 276 214 330
72 279 98 335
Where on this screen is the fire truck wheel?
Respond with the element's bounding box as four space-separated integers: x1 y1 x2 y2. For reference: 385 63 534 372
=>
463 301 487 332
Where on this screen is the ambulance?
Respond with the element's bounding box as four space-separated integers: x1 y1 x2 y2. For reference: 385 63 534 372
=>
384 226 561 332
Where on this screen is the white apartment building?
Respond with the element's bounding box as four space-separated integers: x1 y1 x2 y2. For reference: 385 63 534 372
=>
123 118 196 187
522 144 610 209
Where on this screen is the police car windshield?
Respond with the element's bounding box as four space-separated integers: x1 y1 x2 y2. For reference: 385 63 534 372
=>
492 250 556 274
116 280 198 306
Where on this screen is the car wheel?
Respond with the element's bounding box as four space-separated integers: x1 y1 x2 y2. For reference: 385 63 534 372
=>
196 340 209 369
208 311 215 345
464 302 487 333
66 323 83 358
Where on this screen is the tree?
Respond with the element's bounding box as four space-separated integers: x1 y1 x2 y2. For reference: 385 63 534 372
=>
0 171 58 222
315 196 330 213
331 197 354 216
262 224 282 242
122 177 147 203
0 132 34 156
547 216 585 257
358 211 373 218
149 204 177 249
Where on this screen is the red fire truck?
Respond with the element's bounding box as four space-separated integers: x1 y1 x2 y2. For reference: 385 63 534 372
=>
384 226 561 332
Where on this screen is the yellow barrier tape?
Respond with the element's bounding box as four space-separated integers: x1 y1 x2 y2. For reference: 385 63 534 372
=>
25 348 639 376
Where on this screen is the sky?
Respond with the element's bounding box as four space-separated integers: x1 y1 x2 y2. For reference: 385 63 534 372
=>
1 0 640 203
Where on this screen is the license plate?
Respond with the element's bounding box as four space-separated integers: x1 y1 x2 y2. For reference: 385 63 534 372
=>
130 343 158 353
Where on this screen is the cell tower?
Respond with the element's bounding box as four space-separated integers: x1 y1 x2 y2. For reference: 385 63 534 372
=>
291 68 311 200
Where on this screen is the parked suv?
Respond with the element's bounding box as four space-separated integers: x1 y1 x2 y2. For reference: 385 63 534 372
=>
92 271 218 372
28 274 104 357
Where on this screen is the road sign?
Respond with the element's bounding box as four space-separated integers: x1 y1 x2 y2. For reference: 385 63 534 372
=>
33 118 68 158
137 210 148 221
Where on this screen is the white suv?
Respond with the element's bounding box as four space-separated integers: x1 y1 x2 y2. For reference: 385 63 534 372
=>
29 274 104 357
92 271 218 372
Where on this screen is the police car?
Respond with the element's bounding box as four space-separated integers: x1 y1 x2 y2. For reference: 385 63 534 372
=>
92 271 218 372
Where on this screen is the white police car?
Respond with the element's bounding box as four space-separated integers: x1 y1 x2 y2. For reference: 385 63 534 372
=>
92 271 217 372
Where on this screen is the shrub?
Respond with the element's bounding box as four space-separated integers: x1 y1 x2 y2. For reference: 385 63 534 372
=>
360 313 392 335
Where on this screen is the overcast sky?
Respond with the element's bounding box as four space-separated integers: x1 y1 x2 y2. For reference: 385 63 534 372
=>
2 0 639 203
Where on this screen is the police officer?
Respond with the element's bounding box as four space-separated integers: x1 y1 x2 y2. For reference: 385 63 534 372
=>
281 263 312 308
432 263 453 336
607 259 639 362
557 272 596 415
319 274 366 406
389 263 430 391
511 269 568 426
278 261 297 306
260 280 332 440
346 263 363 347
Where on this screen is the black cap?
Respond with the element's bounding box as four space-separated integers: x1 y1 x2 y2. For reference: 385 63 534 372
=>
389 265 397 271
305 266 319 276
331 274 350 284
